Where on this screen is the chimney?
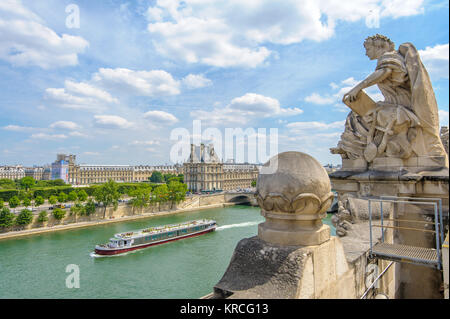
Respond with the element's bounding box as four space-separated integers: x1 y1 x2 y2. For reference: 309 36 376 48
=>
190 144 194 162
200 143 205 162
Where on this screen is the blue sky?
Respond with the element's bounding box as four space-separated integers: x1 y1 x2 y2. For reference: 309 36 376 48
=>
0 0 448 166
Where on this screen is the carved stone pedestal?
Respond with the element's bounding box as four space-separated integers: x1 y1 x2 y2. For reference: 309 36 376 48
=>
212 151 349 299
258 216 330 246
213 236 355 299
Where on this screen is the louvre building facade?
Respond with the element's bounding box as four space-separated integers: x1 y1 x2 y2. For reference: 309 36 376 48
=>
183 144 259 192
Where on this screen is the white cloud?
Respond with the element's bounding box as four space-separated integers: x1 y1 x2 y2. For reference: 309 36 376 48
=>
45 68 182 112
69 131 88 138
191 93 302 125
419 43 449 80
143 110 179 124
30 133 67 140
182 74 212 89
93 68 180 97
131 140 161 146
83 151 100 156
286 120 345 132
190 108 247 126
45 80 118 112
0 0 88 68
305 93 336 105
380 0 424 18
63 80 118 104
305 77 383 110
93 115 134 129
2 124 35 132
49 121 81 130
146 0 425 68
439 110 449 127
229 93 302 117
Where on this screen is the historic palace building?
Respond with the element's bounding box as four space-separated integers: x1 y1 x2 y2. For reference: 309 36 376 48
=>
0 166 25 180
183 144 259 192
51 154 182 185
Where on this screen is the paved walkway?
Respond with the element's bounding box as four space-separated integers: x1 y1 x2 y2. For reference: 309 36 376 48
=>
0 202 232 241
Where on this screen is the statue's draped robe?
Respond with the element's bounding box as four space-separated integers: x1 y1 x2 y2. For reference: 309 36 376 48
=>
398 42 446 157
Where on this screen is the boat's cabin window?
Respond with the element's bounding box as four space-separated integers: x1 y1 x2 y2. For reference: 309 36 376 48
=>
109 239 118 247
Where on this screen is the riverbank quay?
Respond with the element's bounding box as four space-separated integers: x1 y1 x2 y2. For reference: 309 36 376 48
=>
0 194 239 241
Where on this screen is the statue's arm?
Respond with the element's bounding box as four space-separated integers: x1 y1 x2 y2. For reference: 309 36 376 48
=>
343 68 392 103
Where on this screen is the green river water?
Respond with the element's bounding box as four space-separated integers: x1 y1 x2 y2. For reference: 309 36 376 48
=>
0 205 335 299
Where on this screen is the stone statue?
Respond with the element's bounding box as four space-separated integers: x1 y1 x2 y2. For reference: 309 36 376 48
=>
331 34 448 169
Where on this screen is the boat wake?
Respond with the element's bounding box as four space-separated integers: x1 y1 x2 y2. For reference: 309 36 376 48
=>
216 221 259 231
89 250 140 258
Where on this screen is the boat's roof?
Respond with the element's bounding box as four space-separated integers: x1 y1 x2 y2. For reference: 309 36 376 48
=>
113 219 216 240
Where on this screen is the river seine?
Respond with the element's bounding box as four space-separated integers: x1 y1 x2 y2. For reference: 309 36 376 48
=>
0 205 335 298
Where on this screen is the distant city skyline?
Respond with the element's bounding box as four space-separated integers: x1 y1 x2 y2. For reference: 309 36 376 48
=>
1 1 448 167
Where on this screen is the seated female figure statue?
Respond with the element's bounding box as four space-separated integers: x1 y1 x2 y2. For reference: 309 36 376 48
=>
331 34 447 167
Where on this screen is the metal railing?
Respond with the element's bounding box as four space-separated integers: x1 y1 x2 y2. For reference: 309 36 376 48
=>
368 196 444 270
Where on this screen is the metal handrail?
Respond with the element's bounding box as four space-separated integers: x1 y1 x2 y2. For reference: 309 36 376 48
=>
369 197 442 270
380 196 444 246
371 224 436 233
381 218 435 225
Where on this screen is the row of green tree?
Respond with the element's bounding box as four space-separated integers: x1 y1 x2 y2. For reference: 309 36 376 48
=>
0 179 188 231
0 180 162 202
0 189 90 211
0 201 97 230
0 177 66 190
149 172 184 184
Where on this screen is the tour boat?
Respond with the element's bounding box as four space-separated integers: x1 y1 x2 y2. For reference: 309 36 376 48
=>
94 219 217 255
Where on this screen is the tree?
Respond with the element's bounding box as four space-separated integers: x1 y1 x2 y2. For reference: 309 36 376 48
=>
0 207 15 229
0 199 3 209
52 208 66 221
15 209 34 227
37 211 48 223
152 184 169 210
19 177 35 191
49 179 66 186
8 196 20 212
84 199 96 216
0 179 16 190
77 190 88 202
128 188 150 215
251 180 257 187
34 196 45 208
167 181 187 208
70 201 85 222
94 180 120 219
22 197 31 208
150 171 163 183
49 195 58 205
58 192 68 203
68 191 78 202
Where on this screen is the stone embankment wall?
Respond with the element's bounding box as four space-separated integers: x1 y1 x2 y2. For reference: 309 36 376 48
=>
0 193 238 239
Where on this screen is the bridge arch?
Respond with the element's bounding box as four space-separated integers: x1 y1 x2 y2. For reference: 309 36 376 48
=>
224 193 257 206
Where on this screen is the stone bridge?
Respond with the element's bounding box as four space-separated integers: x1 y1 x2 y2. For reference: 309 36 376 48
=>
224 192 257 206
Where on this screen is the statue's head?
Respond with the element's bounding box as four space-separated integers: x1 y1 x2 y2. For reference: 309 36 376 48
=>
364 34 395 60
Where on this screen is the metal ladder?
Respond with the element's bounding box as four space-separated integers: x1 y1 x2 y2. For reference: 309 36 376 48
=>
368 196 444 270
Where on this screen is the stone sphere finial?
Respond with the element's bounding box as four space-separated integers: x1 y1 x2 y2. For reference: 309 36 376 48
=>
256 151 334 246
